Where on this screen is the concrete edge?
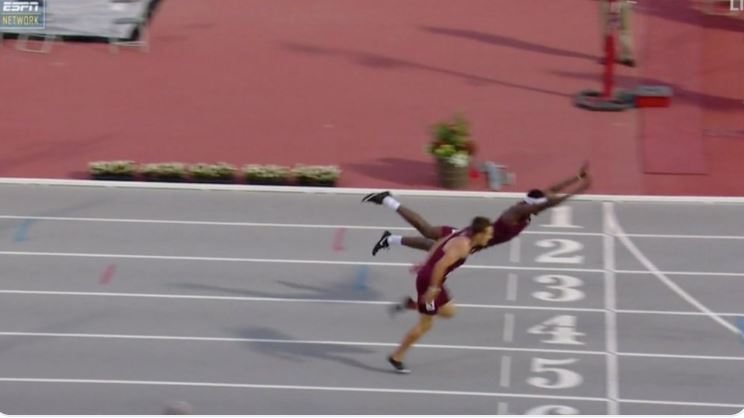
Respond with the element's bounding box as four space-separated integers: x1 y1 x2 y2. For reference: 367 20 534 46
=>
1 177 743 203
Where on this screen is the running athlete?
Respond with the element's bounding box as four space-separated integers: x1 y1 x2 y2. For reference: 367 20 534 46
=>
386 216 494 373
362 163 591 256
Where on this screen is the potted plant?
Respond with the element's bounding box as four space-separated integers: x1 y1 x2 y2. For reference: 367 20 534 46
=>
88 160 137 181
244 164 291 185
188 162 237 183
292 165 341 187
428 115 476 189
140 162 187 182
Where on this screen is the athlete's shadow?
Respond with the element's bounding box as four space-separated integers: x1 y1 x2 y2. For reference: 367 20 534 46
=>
231 327 392 374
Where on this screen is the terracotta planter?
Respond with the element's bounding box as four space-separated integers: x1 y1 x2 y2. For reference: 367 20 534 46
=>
436 159 469 189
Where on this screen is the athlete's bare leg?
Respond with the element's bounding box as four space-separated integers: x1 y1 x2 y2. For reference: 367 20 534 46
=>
402 236 435 251
396 206 442 240
391 315 434 362
391 302 455 362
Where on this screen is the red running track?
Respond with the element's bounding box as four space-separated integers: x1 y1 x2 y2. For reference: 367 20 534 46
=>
0 0 742 196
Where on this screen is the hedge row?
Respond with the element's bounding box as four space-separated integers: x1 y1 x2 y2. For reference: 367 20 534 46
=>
88 161 341 186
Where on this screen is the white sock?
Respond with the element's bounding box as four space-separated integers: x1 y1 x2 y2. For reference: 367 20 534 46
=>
383 196 401 211
388 235 402 246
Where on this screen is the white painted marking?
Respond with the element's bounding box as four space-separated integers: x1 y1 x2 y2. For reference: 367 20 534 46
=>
602 202 620 415
509 237 521 263
535 239 585 264
0 331 607 356
618 398 744 408
532 275 586 302
607 205 741 335
0 251 605 273
625 233 744 240
502 313 515 343
617 269 744 277
0 215 409 231
500 356 512 388
4 177 744 203
4 331 744 361
0 289 605 312
618 309 744 317
3 289 744 317
618 352 744 361
527 315 586 346
543 206 581 229
5 214 744 240
505 273 519 302
525 405 580 414
527 358 583 390
0 377 610 403
0 215 600 236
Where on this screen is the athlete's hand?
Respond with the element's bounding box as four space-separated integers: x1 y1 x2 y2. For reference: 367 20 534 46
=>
578 161 589 179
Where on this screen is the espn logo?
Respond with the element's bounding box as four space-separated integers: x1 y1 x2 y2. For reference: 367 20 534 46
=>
2 1 40 12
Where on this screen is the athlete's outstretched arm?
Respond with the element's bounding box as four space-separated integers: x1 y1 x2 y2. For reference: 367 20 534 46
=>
511 174 591 219
534 175 591 214
545 162 589 194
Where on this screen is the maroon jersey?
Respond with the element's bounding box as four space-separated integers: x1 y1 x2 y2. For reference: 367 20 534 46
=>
417 227 471 281
415 228 472 315
484 215 530 248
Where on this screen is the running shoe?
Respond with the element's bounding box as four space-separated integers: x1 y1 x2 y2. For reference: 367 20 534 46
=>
372 230 391 256
361 191 391 205
388 296 415 317
387 355 411 374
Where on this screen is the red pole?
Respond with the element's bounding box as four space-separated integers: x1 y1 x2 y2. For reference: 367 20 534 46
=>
603 0 618 99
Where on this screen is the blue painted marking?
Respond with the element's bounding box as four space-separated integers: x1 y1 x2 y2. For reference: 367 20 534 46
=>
737 317 744 344
13 219 34 243
354 265 370 290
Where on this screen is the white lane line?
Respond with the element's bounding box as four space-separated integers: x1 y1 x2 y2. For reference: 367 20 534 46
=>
602 202 620 415
624 233 744 240
619 398 744 408
5 332 744 361
0 331 608 356
7 215 744 240
4 289 744 317
505 273 519 302
0 377 610 403
3 249 741 278
618 309 744 317
502 313 515 343
0 215 602 236
499 356 512 388
4 289 744 316
0 331 607 356
0 289 605 312
617 352 744 361
0 251 605 273
617 270 744 277
607 205 742 336
509 238 521 263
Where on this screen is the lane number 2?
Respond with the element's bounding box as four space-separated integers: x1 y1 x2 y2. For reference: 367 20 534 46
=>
535 239 585 264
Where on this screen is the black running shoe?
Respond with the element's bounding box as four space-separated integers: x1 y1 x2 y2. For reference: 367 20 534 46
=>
387 355 411 374
362 191 392 205
372 230 392 256
388 296 415 317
